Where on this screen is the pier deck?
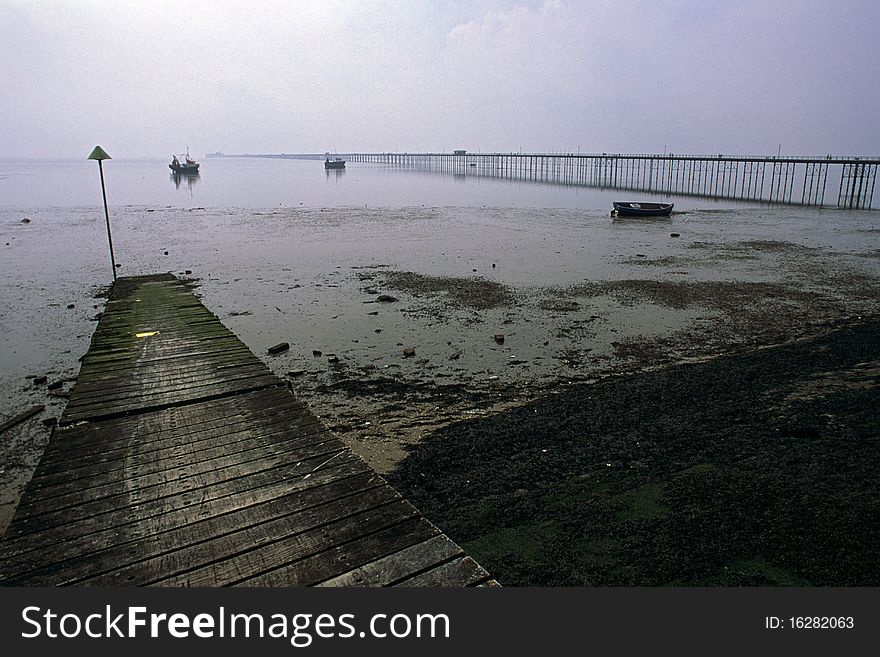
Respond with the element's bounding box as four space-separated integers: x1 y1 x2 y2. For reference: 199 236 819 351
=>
0 274 494 586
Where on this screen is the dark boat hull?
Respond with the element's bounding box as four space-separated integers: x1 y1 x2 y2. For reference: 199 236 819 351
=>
324 160 345 169
170 163 199 173
613 202 673 217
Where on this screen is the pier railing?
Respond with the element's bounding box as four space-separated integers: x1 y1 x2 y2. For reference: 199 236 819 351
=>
226 152 880 209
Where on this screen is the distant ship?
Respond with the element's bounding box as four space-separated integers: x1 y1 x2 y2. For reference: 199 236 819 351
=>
170 149 200 173
324 152 345 169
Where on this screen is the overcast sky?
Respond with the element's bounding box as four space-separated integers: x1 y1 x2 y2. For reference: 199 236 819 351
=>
3 0 879 159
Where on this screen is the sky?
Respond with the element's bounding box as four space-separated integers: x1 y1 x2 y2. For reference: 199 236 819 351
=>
2 0 879 159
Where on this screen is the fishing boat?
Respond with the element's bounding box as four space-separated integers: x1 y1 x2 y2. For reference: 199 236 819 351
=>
170 150 199 174
324 156 345 169
612 202 673 217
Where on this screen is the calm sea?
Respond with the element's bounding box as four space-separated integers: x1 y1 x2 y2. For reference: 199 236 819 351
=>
0 156 764 211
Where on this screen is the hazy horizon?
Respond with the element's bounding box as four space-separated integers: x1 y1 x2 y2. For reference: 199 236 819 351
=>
3 0 880 160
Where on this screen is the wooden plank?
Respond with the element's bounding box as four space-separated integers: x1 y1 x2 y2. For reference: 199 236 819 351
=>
240 518 443 587
11 434 342 525
0 405 45 435
30 405 318 479
30 412 321 487
60 374 280 423
392 556 491 587
24 418 326 496
2 471 385 586
157 500 424 586
86 489 411 586
314 534 464 587
39 387 309 458
0 452 370 564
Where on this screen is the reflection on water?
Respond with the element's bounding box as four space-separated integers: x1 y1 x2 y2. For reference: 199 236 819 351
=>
170 170 200 194
0 157 778 210
324 168 345 183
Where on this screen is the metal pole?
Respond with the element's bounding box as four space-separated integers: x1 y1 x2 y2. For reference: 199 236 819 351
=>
98 159 117 281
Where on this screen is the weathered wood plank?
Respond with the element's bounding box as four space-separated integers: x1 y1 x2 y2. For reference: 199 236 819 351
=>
0 452 370 563
0 405 45 435
60 374 280 423
25 418 326 495
314 534 464 587
393 556 491 587
240 518 443 587
157 500 425 587
3 471 385 586
40 388 309 458
89 490 412 586
31 406 318 480
12 433 342 524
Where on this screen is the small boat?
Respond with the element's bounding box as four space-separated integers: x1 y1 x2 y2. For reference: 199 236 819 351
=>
170 151 199 173
324 155 345 169
612 202 673 217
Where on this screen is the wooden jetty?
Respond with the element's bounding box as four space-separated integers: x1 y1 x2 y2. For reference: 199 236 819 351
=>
0 274 495 587
239 151 879 209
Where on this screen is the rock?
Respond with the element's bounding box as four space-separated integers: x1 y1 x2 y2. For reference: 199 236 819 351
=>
41 418 57 427
185 269 192 274
33 376 48 386
367 311 379 316
670 233 680 238
449 351 461 361
267 342 290 355
376 294 398 303
66 303 75 309
164 251 169 255
287 369 306 377
636 253 646 258
365 287 378 295
402 347 416 358
492 263 496 268
21 218 30 224
312 350 322 357
47 380 63 391
493 334 505 344
374 328 382 333
327 354 340 364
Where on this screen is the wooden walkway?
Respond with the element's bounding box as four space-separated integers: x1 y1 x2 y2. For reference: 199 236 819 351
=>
0 274 494 586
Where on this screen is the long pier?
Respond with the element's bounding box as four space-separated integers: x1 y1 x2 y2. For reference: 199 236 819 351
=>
226 151 879 209
0 274 494 587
